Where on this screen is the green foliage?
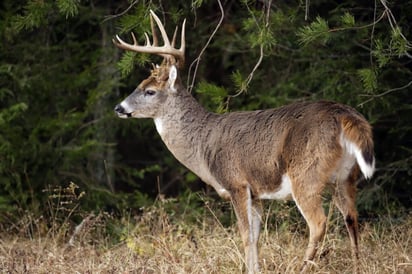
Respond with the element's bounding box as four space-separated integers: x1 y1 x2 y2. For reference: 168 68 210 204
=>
123 164 161 180
196 81 228 113
0 102 27 126
297 16 330 46
10 0 80 34
11 0 51 32
117 4 151 34
242 15 277 51
357 68 378 93
231 70 248 95
341 12 355 27
117 51 137 77
372 39 391 68
0 0 411 224
1 0 144 217
191 0 205 9
56 0 80 19
390 26 409 57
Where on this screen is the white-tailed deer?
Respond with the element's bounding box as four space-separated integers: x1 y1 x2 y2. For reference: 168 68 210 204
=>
113 10 375 273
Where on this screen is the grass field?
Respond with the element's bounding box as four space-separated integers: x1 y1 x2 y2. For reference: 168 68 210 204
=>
0 198 411 273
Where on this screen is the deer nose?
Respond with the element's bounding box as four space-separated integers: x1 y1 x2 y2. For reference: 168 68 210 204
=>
114 104 125 114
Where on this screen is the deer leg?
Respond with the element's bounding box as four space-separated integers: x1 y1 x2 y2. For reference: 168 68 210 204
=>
231 185 262 274
292 182 327 272
333 171 360 272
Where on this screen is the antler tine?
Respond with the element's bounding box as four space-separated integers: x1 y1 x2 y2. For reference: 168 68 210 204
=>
131 32 138 45
113 35 131 50
146 11 186 67
150 13 158 47
149 10 171 47
171 26 178 48
181 19 186 53
144 33 151 46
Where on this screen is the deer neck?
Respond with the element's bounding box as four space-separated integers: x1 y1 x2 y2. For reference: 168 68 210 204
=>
154 90 211 162
153 91 230 198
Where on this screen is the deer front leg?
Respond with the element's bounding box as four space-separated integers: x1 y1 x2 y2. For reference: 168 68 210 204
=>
231 185 262 274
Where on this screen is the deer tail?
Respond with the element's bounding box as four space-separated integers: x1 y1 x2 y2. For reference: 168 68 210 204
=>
340 115 375 179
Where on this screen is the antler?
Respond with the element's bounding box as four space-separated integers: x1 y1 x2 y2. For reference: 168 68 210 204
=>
113 10 186 68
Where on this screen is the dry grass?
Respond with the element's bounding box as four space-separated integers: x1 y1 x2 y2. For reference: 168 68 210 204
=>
0 203 411 274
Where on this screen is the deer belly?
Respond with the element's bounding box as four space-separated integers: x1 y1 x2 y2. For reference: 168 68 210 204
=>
258 174 292 200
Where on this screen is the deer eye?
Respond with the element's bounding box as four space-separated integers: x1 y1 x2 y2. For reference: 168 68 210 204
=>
144 89 156 96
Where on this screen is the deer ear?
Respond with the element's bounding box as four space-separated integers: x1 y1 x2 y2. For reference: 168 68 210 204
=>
168 65 178 93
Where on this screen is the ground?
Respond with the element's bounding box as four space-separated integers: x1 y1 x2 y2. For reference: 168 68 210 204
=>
0 201 411 273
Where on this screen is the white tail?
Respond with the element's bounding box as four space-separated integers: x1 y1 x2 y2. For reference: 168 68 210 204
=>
113 11 375 273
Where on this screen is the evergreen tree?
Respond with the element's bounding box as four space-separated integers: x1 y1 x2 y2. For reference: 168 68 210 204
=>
0 0 410 223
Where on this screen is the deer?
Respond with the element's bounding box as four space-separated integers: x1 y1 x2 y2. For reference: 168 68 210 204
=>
113 10 375 273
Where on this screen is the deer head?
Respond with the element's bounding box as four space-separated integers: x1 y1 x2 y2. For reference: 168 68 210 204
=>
113 10 186 119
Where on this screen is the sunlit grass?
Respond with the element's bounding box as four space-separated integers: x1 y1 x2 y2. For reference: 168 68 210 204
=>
1 199 410 273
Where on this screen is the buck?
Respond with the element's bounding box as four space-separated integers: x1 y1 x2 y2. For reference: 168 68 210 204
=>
113 10 375 273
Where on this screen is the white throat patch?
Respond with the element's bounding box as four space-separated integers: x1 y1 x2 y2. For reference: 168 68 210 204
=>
154 118 164 135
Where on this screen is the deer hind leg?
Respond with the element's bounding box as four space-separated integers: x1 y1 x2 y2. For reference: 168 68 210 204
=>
291 178 327 272
231 185 262 274
333 168 360 271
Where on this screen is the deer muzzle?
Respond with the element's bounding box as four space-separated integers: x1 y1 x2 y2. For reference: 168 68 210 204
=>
114 104 132 118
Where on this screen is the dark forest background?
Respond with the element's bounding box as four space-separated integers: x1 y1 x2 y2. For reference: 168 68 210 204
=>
1 0 411 228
